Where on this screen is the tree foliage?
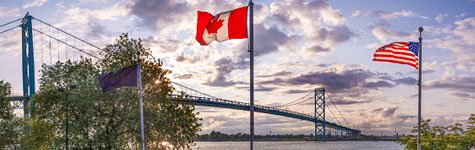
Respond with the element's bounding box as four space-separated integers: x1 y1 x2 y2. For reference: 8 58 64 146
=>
1 33 201 149
0 80 18 149
397 114 475 150
1 80 55 150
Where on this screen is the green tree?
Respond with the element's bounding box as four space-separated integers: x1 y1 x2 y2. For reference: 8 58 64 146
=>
31 33 201 149
0 80 54 150
397 115 475 150
0 80 13 120
0 80 19 149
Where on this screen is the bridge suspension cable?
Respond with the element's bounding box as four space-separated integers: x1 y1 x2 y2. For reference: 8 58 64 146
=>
0 18 21 28
326 92 352 128
32 17 103 51
31 28 100 59
273 90 313 107
0 25 18 35
325 101 343 126
171 82 220 99
0 16 104 61
0 18 21 36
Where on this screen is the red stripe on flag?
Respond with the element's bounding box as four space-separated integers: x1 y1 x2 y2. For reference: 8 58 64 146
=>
374 50 417 57
228 6 248 39
391 42 409 46
386 46 410 50
373 59 418 69
373 42 419 69
373 54 418 62
196 11 214 46
372 42 419 70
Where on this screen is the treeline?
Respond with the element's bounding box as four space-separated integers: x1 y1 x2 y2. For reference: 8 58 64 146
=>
397 114 475 149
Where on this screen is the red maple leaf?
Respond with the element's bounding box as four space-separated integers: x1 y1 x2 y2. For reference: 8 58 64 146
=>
207 15 224 34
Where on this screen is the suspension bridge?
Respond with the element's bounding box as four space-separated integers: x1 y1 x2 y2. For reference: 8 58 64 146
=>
1 13 361 140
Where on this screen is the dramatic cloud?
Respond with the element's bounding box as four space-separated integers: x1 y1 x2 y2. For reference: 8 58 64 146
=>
48 2 129 49
426 17 475 71
393 77 417 85
351 9 429 20
142 36 182 53
0 6 20 18
86 22 112 39
175 51 208 64
456 13 466 18
63 3 128 24
254 63 420 100
435 13 449 23
331 99 372 105
283 89 310 94
253 24 290 56
0 30 22 56
23 0 48 9
127 0 243 31
453 17 475 43
204 57 246 87
353 107 417 134
80 0 110 3
450 92 475 99
174 74 193 80
369 25 418 43
255 86 276 92
454 54 475 71
307 25 353 53
425 74 475 93
285 68 373 93
267 0 354 54
433 17 475 53
258 64 380 95
363 81 394 89
127 0 189 30
257 71 292 78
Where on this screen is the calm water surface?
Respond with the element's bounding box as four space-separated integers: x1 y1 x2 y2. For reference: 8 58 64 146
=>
192 141 404 150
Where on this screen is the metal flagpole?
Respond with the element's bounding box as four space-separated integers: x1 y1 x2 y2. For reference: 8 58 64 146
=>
249 0 254 150
417 27 423 150
138 51 146 150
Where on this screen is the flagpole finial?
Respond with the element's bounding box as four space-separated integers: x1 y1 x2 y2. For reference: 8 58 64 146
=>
418 27 423 40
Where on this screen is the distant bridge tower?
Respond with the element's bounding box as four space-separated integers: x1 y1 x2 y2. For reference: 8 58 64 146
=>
314 88 326 140
21 13 35 117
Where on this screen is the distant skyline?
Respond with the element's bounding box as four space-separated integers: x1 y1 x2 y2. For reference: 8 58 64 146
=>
0 0 474 135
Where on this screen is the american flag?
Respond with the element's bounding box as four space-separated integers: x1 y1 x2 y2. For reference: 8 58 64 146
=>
372 42 420 70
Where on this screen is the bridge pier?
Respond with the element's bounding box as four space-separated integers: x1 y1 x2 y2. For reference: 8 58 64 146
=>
21 13 35 117
314 88 325 140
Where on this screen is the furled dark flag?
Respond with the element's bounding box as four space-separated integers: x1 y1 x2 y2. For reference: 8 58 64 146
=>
98 65 138 92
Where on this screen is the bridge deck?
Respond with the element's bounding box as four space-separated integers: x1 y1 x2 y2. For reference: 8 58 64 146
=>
171 95 360 134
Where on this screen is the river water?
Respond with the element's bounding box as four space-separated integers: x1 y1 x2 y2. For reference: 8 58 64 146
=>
192 141 404 150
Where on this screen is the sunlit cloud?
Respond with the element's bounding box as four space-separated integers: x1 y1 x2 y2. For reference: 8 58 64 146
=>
23 0 48 9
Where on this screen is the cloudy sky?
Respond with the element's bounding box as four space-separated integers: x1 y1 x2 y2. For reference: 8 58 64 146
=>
0 0 474 136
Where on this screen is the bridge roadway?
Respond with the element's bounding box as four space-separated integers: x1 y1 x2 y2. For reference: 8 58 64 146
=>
10 95 360 134
171 95 361 135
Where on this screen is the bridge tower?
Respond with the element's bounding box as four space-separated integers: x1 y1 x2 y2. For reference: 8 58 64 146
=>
21 13 35 117
314 88 325 140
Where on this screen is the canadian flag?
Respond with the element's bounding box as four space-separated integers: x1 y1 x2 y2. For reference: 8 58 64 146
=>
196 6 248 46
